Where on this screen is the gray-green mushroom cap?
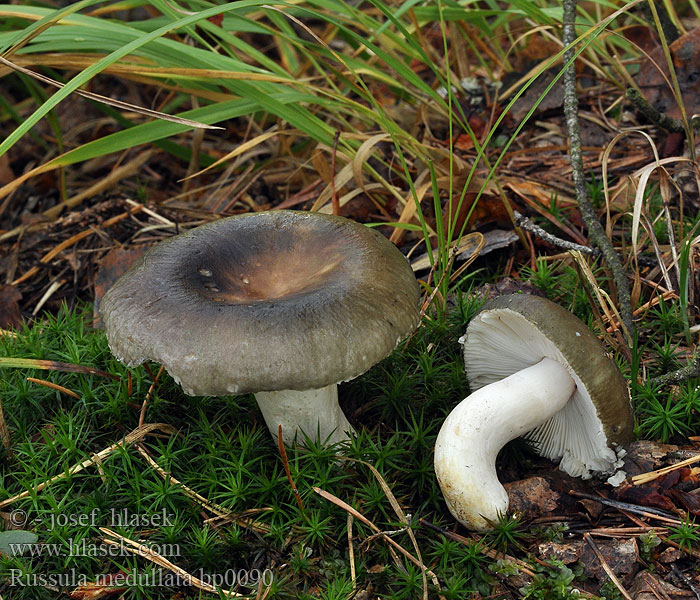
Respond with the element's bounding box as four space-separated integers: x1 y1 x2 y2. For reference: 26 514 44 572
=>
100 210 421 397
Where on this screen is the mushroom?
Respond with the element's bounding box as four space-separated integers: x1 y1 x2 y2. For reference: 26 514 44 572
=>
100 210 421 446
434 293 634 530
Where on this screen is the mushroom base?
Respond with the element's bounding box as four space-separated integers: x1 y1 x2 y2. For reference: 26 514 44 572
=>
255 385 354 446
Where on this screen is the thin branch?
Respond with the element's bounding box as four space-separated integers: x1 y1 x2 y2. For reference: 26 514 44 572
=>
331 130 341 216
561 0 635 343
0 393 10 450
649 354 700 387
625 88 691 133
514 211 599 255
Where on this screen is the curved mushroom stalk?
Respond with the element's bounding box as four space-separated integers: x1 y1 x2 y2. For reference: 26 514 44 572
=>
434 357 576 531
255 385 354 446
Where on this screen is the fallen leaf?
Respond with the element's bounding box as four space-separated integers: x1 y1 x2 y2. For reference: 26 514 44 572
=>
506 68 564 122
578 498 603 520
630 571 693 600
623 25 661 54
93 247 148 326
616 485 677 512
657 546 683 564
637 27 700 120
0 284 22 329
580 537 639 585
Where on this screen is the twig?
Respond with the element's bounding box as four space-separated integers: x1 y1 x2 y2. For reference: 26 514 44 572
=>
562 0 634 343
100 527 245 598
632 453 700 485
584 533 633 600
625 88 688 133
587 526 668 537
649 354 700 387
0 423 177 508
0 393 10 450
614 503 700 561
330 130 341 216
347 514 356 592
513 211 599 255
569 491 681 524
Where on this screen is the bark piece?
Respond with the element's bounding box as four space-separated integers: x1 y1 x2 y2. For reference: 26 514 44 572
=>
505 476 560 519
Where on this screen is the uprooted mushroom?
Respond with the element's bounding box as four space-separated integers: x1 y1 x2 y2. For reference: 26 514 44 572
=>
434 294 634 530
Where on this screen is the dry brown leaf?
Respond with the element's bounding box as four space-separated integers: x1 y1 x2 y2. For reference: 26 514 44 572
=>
638 27 700 120
0 284 22 329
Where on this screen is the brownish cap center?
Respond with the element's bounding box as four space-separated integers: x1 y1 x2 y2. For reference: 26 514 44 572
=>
178 222 351 305
195 254 343 303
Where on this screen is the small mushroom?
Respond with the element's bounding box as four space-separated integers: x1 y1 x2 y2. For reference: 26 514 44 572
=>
434 294 634 530
100 210 420 446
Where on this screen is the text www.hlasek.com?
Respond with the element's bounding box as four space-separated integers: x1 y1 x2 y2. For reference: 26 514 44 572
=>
8 539 180 557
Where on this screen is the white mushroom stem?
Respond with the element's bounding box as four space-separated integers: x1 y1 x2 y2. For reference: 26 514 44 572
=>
434 357 576 531
254 385 354 446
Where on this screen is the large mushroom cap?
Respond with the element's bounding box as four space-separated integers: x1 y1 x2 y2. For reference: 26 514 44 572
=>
100 210 421 396
463 293 634 477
